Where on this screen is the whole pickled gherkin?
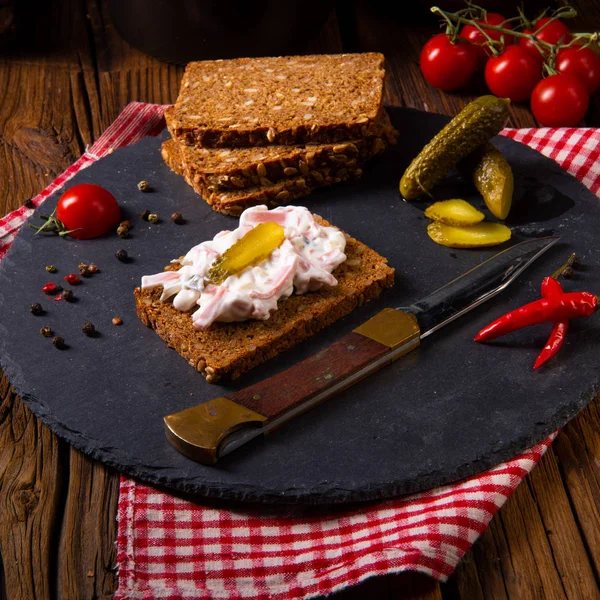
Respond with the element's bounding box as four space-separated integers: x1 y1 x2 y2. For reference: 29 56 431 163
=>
399 96 511 200
468 143 514 220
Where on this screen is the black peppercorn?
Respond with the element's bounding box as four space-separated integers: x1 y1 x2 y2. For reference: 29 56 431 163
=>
62 289 74 302
79 266 92 278
140 208 151 221
52 336 66 349
170 212 184 224
40 326 53 338
115 249 128 262
138 180 151 192
562 266 575 279
82 322 96 337
30 302 44 316
24 198 35 209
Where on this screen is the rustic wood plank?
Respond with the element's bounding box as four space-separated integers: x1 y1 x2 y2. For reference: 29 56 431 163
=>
469 520 509 600
57 449 119 600
0 370 63 600
553 400 600 580
527 446 599 599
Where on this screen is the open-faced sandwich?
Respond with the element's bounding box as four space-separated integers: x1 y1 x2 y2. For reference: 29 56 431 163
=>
135 205 394 383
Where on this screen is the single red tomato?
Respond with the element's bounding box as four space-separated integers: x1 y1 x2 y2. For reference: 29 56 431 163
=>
56 184 121 240
485 45 543 101
459 13 514 68
420 34 478 91
556 46 600 94
531 74 589 127
520 17 572 58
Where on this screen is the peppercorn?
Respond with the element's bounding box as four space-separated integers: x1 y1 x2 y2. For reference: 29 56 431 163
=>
82 322 96 337
78 262 89 270
137 180 150 192
79 266 92 278
562 267 575 279
117 220 132 238
45 265 57 273
170 212 184 224
40 326 53 338
115 249 128 262
30 302 44 316
112 317 123 326
62 289 74 302
87 264 99 274
148 213 159 224
42 282 59 295
24 198 35 209
52 336 66 349
140 208 151 221
64 273 81 285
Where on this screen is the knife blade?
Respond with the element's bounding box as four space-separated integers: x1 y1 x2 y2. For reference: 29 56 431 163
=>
164 236 559 465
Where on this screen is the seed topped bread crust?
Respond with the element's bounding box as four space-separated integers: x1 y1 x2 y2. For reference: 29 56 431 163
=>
134 217 394 383
166 53 386 148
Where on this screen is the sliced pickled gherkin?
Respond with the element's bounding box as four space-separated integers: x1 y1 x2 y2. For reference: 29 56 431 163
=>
424 199 484 226
427 221 512 248
400 96 511 200
206 222 285 284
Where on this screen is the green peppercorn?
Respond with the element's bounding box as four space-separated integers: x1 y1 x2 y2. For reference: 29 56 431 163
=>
138 180 150 192
30 302 44 316
40 326 53 338
148 213 159 224
45 265 57 273
78 262 89 270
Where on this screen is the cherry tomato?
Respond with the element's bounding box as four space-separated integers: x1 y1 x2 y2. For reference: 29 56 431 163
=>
556 46 600 95
56 184 121 240
459 13 514 68
531 74 589 127
520 18 572 59
420 34 478 91
485 45 543 101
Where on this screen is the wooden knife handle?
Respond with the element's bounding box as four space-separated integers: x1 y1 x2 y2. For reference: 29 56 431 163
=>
164 309 421 464
230 308 421 424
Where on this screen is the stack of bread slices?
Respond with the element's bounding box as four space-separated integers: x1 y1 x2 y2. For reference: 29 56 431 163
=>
162 52 397 216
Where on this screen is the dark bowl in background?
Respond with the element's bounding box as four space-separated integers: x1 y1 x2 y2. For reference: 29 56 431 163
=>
107 0 335 64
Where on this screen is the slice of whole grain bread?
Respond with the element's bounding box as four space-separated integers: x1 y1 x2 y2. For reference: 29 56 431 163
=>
171 109 396 192
134 217 394 383
165 53 386 148
161 139 367 216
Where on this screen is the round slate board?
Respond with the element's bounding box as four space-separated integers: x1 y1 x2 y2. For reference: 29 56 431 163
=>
1 108 599 505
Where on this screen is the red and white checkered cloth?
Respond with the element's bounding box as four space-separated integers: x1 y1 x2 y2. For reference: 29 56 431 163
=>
2 103 600 600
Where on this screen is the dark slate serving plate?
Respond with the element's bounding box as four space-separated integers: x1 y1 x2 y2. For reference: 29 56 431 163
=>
1 108 599 505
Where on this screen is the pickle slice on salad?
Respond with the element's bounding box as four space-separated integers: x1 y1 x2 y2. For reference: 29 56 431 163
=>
206 221 285 284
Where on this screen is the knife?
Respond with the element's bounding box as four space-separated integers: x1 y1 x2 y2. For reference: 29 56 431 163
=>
164 236 559 465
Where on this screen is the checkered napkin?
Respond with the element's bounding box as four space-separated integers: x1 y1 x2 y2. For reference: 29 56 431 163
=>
2 104 600 600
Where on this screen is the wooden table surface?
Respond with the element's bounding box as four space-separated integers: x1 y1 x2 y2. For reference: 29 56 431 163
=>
2 1 600 598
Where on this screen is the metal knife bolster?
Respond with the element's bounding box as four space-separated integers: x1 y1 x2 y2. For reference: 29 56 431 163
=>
164 308 421 464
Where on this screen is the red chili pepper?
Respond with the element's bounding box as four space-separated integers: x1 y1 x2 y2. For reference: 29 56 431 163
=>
42 282 58 295
474 291 597 342
64 273 81 285
533 277 569 369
